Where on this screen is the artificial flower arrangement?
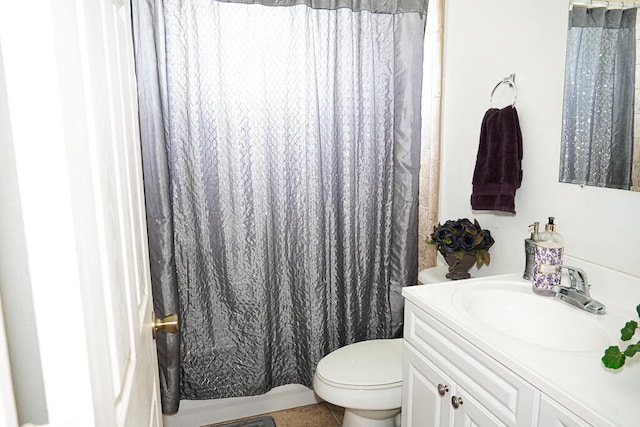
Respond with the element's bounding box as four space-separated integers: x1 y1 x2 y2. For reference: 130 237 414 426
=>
427 218 495 273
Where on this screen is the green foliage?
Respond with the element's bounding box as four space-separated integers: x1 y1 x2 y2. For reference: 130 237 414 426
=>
623 343 640 357
621 321 638 341
602 346 626 369
602 304 640 369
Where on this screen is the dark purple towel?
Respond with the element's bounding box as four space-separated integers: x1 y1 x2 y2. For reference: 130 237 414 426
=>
471 106 523 214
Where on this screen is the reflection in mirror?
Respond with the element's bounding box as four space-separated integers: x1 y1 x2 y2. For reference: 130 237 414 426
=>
559 2 639 191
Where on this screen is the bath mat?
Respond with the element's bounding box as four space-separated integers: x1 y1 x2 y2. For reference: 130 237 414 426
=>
209 416 276 427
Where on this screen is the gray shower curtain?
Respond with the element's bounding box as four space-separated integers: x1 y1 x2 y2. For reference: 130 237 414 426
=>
132 0 427 414
560 6 636 190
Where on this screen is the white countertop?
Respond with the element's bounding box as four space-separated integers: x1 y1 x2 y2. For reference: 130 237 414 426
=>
404 258 640 426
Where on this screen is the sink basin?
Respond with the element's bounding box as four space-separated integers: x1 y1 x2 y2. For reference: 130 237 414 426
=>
453 281 611 352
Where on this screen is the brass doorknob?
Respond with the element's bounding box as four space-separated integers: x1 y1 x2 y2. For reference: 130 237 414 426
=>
152 312 178 339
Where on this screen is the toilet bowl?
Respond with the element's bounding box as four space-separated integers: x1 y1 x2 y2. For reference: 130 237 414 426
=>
313 338 403 427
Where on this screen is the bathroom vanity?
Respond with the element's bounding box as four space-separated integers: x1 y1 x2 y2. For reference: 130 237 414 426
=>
401 260 640 426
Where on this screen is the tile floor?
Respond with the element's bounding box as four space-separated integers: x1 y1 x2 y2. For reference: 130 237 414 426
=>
204 403 344 427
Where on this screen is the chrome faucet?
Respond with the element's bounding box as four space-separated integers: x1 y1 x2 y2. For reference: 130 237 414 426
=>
551 266 606 315
560 266 590 295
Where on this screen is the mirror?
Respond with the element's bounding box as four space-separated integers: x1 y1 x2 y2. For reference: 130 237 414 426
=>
559 3 639 191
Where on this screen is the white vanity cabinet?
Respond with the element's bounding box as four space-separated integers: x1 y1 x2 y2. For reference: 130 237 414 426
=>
403 343 510 426
402 267 640 426
402 300 538 426
537 395 588 427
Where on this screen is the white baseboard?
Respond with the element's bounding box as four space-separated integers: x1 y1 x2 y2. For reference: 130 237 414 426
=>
162 384 322 427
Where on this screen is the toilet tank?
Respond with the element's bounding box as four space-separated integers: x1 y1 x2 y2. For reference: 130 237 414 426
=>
417 266 449 285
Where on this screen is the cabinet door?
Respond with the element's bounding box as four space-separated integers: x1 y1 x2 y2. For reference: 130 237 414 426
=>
404 302 537 426
538 395 591 427
451 383 505 427
403 343 452 427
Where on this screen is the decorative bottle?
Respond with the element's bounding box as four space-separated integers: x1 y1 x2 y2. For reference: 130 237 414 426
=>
532 217 564 296
523 221 539 280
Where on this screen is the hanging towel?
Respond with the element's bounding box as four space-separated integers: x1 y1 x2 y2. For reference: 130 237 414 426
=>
471 105 523 214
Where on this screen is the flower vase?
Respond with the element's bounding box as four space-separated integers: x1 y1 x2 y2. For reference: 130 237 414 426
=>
444 252 476 280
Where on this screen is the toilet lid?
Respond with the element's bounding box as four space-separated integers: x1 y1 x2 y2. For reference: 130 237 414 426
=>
316 338 403 387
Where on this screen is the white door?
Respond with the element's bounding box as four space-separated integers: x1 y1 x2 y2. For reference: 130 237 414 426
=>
0 295 18 427
0 1 162 426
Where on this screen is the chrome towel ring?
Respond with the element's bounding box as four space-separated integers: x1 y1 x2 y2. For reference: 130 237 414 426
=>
489 74 517 108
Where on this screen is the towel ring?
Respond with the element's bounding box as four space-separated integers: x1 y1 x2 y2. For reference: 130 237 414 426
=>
489 74 517 108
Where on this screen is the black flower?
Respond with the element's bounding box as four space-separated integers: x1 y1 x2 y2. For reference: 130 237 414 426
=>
460 233 477 251
427 218 494 269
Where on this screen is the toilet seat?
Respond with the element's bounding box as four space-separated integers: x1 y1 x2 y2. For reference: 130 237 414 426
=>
315 373 402 390
313 338 403 427
315 338 403 389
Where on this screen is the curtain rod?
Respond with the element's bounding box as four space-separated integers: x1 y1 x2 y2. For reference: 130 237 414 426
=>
571 0 639 9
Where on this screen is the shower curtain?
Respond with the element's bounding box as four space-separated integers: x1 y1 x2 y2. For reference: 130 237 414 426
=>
560 6 636 190
132 0 427 414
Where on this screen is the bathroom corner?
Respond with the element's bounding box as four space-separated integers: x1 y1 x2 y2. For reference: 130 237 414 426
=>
417 0 445 275
437 0 640 279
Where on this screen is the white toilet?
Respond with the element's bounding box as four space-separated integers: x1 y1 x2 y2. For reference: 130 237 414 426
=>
313 338 403 427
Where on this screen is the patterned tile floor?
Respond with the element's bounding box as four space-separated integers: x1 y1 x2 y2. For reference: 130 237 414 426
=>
204 403 344 427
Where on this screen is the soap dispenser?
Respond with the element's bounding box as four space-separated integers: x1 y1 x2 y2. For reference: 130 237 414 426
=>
523 221 539 280
532 217 564 296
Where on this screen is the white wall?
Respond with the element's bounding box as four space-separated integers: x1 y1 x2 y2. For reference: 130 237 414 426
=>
439 0 640 279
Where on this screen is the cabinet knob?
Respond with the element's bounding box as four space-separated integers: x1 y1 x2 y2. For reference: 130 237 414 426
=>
451 395 464 409
437 384 449 396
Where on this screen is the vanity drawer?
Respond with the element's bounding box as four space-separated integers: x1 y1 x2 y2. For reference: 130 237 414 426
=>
404 301 538 426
